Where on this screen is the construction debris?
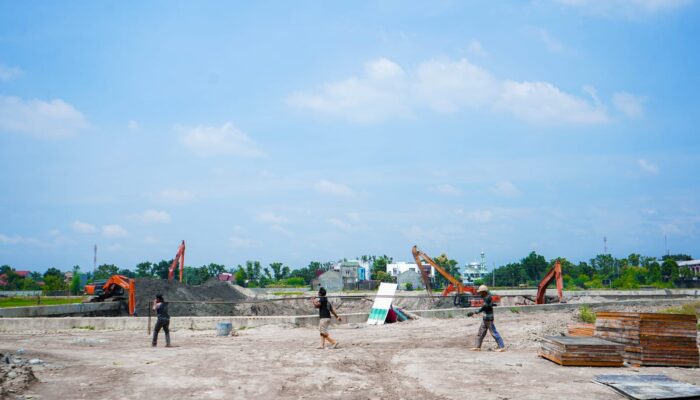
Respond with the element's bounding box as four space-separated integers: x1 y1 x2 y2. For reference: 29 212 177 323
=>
568 323 595 337
0 352 37 398
539 336 624 367
595 312 699 367
367 283 397 325
594 374 700 400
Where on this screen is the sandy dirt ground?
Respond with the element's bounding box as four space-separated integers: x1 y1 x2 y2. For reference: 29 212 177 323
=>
1 309 699 400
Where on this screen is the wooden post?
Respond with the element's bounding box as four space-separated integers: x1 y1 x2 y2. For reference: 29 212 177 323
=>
148 300 152 335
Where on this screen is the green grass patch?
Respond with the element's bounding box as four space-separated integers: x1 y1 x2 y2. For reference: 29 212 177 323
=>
660 301 700 328
271 291 306 296
509 307 520 314
579 305 597 323
660 300 700 317
77 326 95 330
0 296 84 308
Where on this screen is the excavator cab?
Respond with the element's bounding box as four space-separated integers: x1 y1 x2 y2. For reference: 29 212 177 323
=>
454 293 474 307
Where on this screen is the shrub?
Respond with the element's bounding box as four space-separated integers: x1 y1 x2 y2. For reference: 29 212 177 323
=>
579 305 596 323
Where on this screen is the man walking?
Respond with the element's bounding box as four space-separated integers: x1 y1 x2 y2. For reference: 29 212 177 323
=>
469 285 505 352
312 287 341 349
152 294 171 347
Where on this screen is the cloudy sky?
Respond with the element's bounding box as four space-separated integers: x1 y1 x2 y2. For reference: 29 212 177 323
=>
1 1 699 271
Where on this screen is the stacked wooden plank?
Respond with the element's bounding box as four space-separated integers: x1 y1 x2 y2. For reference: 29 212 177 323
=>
595 312 699 367
539 336 624 367
568 323 595 337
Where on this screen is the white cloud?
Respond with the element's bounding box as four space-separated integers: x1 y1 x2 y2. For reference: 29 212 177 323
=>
0 95 87 138
346 212 361 222
144 236 160 245
498 81 609 124
314 180 355 196
106 243 123 252
554 0 692 17
467 209 494 223
153 189 194 204
102 224 128 238
613 92 646 118
433 184 462 196
257 212 288 224
327 218 354 231
0 234 40 245
128 120 140 131
0 64 23 81
468 39 487 56
288 57 611 125
180 122 263 157
490 181 520 197
638 159 659 175
72 220 97 234
659 222 682 235
415 59 499 113
230 235 262 248
48 229 61 236
287 58 410 123
128 209 171 224
530 27 566 53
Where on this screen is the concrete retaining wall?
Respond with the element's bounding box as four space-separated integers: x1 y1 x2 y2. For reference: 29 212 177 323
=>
0 302 120 318
0 312 370 333
411 298 697 319
0 298 696 333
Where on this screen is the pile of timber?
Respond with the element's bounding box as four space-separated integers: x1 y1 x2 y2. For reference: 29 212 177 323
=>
595 312 699 367
539 336 624 367
568 323 595 337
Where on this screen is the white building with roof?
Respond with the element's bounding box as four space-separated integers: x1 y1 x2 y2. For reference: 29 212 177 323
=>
461 252 489 285
677 259 700 279
386 261 435 279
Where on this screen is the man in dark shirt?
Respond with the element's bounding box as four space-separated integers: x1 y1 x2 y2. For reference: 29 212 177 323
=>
152 294 171 347
469 285 505 352
312 287 341 349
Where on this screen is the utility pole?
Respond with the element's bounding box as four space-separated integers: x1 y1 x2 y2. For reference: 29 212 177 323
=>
492 262 495 287
604 236 608 254
93 244 97 275
665 235 669 257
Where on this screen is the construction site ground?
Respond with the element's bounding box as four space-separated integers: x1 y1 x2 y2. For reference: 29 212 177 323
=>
2 305 699 400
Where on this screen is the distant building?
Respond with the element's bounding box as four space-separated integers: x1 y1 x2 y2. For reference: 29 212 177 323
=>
461 252 489 285
318 270 343 292
218 273 233 282
333 260 371 283
677 259 700 280
15 271 30 278
397 270 425 290
386 262 435 279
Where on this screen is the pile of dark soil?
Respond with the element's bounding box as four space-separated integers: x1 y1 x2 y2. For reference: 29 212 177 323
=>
134 278 248 316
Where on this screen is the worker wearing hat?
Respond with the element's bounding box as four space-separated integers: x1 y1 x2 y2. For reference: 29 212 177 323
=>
469 285 505 352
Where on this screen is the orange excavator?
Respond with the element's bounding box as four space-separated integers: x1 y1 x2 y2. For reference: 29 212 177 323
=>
412 245 500 308
168 240 185 282
84 275 136 315
535 259 565 304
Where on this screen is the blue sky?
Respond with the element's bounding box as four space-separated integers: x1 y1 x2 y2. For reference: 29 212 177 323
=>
1 1 699 272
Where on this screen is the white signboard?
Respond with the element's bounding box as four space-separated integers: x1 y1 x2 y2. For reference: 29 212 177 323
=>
367 283 397 325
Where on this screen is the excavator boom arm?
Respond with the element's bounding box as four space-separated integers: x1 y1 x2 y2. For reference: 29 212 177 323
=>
412 245 463 295
168 240 186 282
535 260 564 304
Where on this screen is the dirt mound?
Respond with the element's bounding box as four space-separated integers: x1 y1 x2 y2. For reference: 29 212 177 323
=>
134 279 326 317
134 278 248 316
